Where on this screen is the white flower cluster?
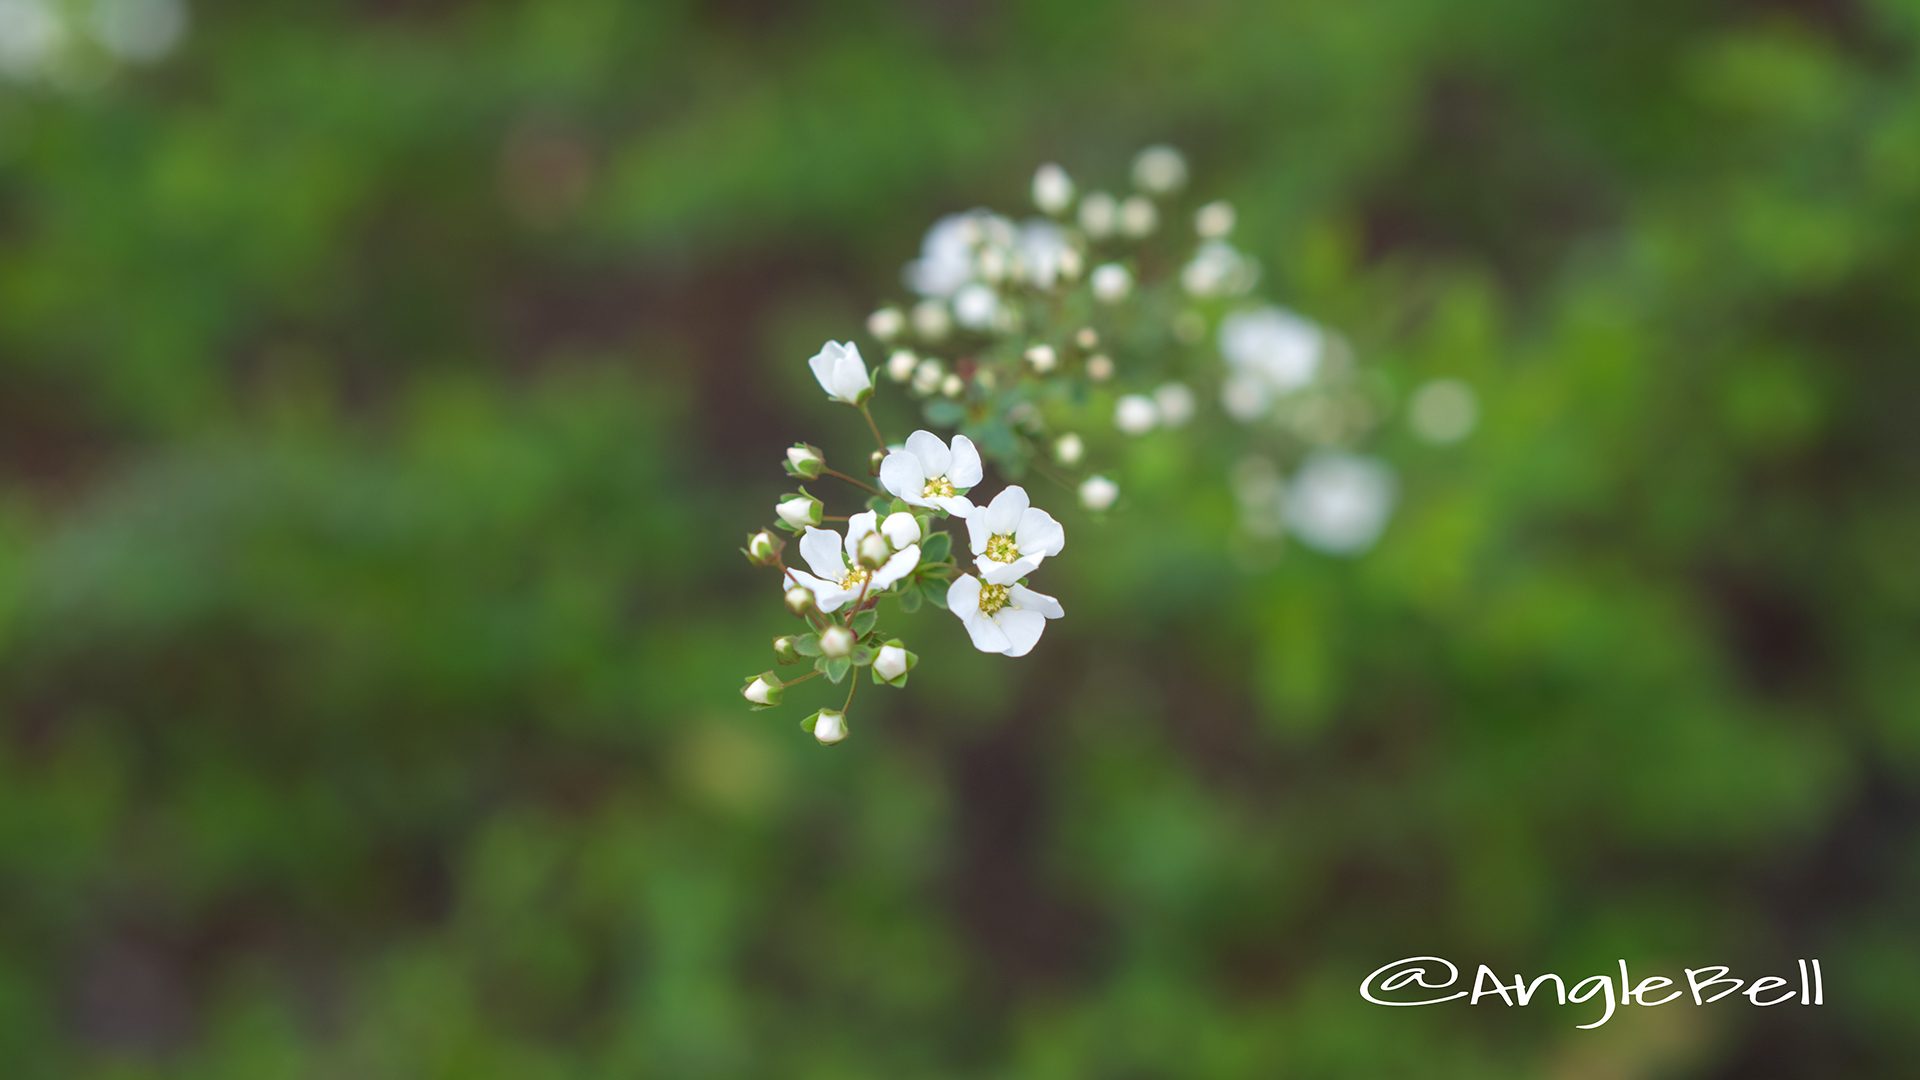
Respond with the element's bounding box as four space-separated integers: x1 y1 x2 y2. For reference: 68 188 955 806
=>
0 0 189 86
743 146 1471 742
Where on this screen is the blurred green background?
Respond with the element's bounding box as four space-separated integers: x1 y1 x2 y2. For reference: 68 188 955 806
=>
4 0 1920 1075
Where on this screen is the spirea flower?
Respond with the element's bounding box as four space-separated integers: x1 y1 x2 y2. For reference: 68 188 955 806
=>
1079 474 1119 511
962 486 1065 585
1219 306 1323 419
946 574 1064 657
880 430 982 514
1132 144 1188 194
1091 263 1132 303
1033 163 1074 214
1078 191 1117 238
1153 382 1196 427
783 511 921 612
867 306 904 342
1195 199 1236 238
808 340 872 405
1285 451 1397 555
1053 432 1084 466
1114 393 1158 435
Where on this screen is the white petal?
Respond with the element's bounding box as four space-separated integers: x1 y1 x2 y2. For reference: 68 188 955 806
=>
905 429 951 477
834 351 871 401
995 609 1048 657
843 511 879 562
946 434 983 487
872 545 919 591
879 451 925 502
933 495 976 517
965 508 991 555
985 486 1029 534
1009 584 1064 619
881 512 921 548
1014 508 1065 557
798 527 846 580
946 573 982 619
813 585 858 613
979 555 1040 586
962 611 1012 653
807 344 838 396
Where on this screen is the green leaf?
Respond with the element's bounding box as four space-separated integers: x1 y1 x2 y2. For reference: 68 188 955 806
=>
920 531 952 564
924 400 965 426
923 579 949 610
823 657 851 684
897 586 923 613
851 645 875 667
867 494 892 515
793 634 822 657
851 609 878 636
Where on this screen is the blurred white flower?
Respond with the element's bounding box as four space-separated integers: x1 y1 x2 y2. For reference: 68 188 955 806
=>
879 430 981 514
808 340 872 405
1153 382 1196 427
1078 191 1117 239
1114 393 1158 435
1024 344 1057 374
867 306 904 342
1217 306 1324 418
885 348 917 382
1078 474 1119 511
783 512 921 612
0 0 64 80
908 211 987 297
1132 145 1188 194
962 485 1065 585
1195 199 1236 238
1052 432 1084 466
1285 451 1397 555
1119 195 1158 238
911 298 952 341
1015 220 1073 289
1032 163 1074 215
1409 377 1479 444
1085 354 1114 381
947 575 1064 657
1091 263 1132 303
92 0 187 63
1181 240 1256 298
952 282 1000 330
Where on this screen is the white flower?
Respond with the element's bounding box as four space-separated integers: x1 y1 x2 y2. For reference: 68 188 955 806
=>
1053 432 1084 466
880 511 921 548
1132 145 1188 194
867 306 904 342
1195 200 1236 238
1114 394 1158 436
807 708 848 745
1090 263 1132 304
1119 195 1157 238
911 357 943 395
886 348 917 382
1015 221 1073 289
776 491 822 529
1153 382 1195 427
1078 191 1117 238
783 511 921 612
1079 475 1119 511
952 282 999 330
808 340 872 405
907 209 1015 298
962 486 1065 585
880 430 981 514
946 574 1064 657
911 298 952 341
1220 306 1322 399
1023 344 1057 373
1085 354 1114 381
1181 241 1255 298
1408 378 1478 444
1033 163 1074 214
1285 451 1397 555
939 372 964 398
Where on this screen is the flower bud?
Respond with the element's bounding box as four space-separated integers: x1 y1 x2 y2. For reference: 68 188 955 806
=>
1115 394 1158 436
1195 199 1235 238
776 491 822 529
869 448 886 475
1033 162 1074 215
820 625 855 658
1053 432 1084 466
881 511 920 548
806 708 848 745
1080 474 1120 511
911 298 951 341
786 442 824 479
1074 327 1099 350
1154 382 1196 427
1132 144 1188 194
1119 195 1158 238
746 530 779 565
1091 263 1132 304
911 358 943 396
1024 344 1057 374
772 635 802 663
940 373 964 398
1078 191 1117 239
867 306 904 342
857 530 891 569
742 672 782 708
785 585 818 616
886 348 918 382
1085 354 1114 382
873 639 917 687
1056 246 1084 281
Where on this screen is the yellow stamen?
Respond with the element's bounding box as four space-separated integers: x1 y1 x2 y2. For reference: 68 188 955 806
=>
984 533 1019 564
840 566 871 589
922 476 956 498
978 582 1010 615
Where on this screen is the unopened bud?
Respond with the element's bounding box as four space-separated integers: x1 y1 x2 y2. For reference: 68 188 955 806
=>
1053 433 1084 466
1079 474 1120 511
1195 199 1235 238
746 530 779 565
776 491 822 529
1119 195 1158 238
806 708 848 745
886 348 917 382
873 640 916 687
1033 163 1074 215
940 373 964 398
1024 344 1057 374
1091 263 1132 304
820 625 855 658
772 635 802 663
869 448 886 475
857 530 891 569
786 442 824 479
785 585 817 616
912 298 951 341
742 672 782 707
867 306 905 342
1078 191 1117 239
1086 354 1114 382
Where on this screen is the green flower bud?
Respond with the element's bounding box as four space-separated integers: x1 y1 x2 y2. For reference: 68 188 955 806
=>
772 635 802 664
820 625 854 658
785 443 824 480
742 671 782 708
745 530 779 565
856 531 891 569
785 586 818 617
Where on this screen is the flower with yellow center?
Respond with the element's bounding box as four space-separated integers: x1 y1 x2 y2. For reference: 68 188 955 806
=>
946 574 1063 657
961 485 1065 585
781 511 920 613
880 430 982 514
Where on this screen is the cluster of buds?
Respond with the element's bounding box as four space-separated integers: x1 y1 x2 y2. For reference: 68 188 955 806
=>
744 147 1472 742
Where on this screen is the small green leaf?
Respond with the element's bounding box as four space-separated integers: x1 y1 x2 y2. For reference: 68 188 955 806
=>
920 531 952 563
851 609 878 636
923 580 949 609
824 657 851 684
851 645 875 667
867 494 892 515
793 634 822 657
897 586 923 613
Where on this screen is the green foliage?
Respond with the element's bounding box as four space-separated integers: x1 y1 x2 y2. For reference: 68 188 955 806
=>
1 0 1917 1075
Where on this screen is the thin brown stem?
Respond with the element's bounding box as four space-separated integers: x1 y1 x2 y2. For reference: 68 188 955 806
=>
823 467 881 495
857 404 888 452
